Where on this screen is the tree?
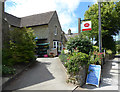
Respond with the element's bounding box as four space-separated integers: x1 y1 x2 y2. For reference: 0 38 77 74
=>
67 33 93 54
84 2 120 53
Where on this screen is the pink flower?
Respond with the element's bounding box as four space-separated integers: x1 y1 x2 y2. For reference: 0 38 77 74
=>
98 53 100 55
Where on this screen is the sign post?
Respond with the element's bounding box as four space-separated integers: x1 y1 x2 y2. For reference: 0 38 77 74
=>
98 2 102 53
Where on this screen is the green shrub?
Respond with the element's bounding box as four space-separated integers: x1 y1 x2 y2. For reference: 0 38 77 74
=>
106 49 112 55
59 54 67 62
2 27 36 66
116 44 120 54
93 46 99 52
2 65 16 75
93 46 105 52
88 51 103 65
65 52 88 75
67 33 93 54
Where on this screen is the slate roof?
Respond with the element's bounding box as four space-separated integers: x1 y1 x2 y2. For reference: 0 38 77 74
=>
21 11 55 27
4 11 56 27
4 12 21 27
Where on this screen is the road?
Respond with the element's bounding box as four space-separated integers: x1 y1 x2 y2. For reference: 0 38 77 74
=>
3 57 77 91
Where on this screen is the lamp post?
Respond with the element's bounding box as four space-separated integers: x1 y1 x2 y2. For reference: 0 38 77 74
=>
98 2 102 53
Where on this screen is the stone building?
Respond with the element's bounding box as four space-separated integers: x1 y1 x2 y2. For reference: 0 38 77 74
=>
65 29 79 41
1 1 10 49
4 11 66 56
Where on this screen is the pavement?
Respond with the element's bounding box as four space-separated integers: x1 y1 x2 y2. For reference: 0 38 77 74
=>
3 57 78 91
2 55 120 91
76 54 120 92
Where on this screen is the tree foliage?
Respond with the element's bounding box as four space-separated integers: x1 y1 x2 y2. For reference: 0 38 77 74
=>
67 33 93 54
2 27 36 66
84 2 120 53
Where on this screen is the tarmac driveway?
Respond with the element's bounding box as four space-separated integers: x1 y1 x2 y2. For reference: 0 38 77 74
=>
3 57 77 91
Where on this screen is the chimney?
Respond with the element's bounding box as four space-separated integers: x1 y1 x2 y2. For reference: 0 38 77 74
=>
78 18 81 34
68 29 71 35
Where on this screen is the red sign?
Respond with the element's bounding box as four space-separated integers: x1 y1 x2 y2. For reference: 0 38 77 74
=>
82 21 91 31
84 23 90 27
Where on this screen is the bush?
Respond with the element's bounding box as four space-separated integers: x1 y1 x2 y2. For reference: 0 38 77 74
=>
65 52 88 75
59 50 68 62
88 51 103 65
93 46 99 52
67 33 93 54
116 44 120 54
2 27 36 66
2 65 16 75
59 54 68 62
106 49 112 55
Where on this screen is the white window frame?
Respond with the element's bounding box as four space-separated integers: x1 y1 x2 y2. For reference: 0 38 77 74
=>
53 41 62 52
54 26 58 35
53 41 57 48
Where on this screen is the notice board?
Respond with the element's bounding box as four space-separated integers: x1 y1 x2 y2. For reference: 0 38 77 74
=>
86 64 101 87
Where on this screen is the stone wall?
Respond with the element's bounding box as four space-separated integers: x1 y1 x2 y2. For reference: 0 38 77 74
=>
67 65 87 86
31 25 49 40
76 65 87 86
61 32 67 47
0 1 2 50
48 11 62 49
2 19 9 48
0 2 3 91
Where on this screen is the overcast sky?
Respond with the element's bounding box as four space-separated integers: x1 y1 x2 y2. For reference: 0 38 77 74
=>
5 0 98 33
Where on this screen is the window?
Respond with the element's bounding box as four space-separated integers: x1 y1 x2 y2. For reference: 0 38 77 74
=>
53 41 56 48
53 41 58 48
53 41 62 52
54 26 57 35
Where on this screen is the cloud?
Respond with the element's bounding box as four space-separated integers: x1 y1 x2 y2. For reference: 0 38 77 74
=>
70 27 78 33
5 0 97 33
5 0 83 33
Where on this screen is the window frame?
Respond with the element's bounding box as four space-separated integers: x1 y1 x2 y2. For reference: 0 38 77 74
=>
54 26 58 35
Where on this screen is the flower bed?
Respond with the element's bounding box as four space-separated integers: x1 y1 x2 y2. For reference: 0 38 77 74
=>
59 49 89 86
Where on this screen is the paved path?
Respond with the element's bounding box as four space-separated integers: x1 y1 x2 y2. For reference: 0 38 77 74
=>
3 57 77 91
77 55 120 92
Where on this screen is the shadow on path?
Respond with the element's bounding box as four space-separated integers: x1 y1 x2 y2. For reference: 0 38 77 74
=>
3 61 55 91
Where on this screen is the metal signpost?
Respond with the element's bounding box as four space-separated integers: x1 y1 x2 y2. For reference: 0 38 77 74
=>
80 1 103 87
98 2 102 53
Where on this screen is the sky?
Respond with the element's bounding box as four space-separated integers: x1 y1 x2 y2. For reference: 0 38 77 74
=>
5 0 97 34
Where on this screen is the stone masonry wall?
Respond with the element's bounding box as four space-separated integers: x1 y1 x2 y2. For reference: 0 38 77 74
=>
67 65 87 86
48 11 62 49
31 25 49 40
